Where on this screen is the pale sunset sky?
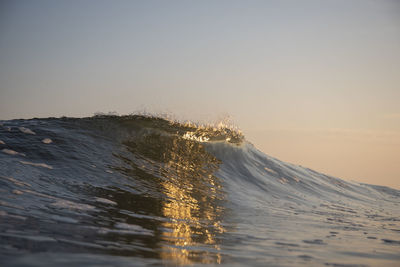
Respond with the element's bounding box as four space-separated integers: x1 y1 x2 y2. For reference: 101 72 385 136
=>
1 0 399 188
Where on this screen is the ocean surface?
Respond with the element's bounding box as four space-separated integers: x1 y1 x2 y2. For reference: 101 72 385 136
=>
0 115 399 267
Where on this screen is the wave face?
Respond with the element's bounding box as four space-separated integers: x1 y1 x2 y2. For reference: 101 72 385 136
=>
0 115 399 266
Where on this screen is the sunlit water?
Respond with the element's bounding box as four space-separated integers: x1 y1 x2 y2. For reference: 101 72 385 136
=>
0 115 399 266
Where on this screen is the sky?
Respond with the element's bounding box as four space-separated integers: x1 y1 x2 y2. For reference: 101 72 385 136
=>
0 0 399 189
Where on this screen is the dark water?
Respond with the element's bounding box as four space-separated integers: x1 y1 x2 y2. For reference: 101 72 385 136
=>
0 115 399 266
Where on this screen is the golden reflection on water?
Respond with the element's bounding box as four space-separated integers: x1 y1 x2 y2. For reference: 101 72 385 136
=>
159 137 225 265
118 132 226 265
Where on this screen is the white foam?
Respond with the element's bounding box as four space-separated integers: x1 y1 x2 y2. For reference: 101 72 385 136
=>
12 190 23 195
264 167 277 174
51 199 96 211
0 233 55 242
51 215 79 224
95 197 117 205
2 149 25 156
2 149 19 155
19 161 53 169
18 127 36 135
279 178 289 184
0 176 31 187
42 138 53 144
182 131 210 142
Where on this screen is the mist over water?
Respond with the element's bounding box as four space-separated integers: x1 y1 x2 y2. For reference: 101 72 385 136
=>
0 115 399 266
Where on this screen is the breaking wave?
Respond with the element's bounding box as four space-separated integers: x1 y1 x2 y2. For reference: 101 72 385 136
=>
0 115 399 266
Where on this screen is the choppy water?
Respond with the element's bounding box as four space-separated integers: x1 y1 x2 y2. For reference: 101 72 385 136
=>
0 115 399 266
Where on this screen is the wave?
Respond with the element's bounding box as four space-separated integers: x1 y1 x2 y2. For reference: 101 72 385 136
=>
0 115 399 266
